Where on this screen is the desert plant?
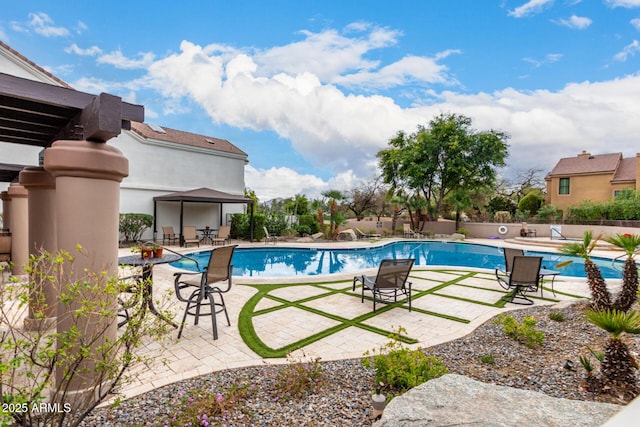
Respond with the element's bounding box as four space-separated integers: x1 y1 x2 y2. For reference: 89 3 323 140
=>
164 382 254 427
269 352 325 402
479 354 495 364
362 326 448 398
604 233 640 312
586 309 640 399
494 314 544 348
549 310 567 322
0 247 173 427
494 210 511 223
559 231 612 311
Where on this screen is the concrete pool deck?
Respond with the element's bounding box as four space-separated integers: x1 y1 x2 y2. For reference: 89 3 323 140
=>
117 238 623 399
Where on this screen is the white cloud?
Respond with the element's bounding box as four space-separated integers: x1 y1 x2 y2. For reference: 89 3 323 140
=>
606 0 640 8
255 26 401 83
75 23 640 200
97 49 155 69
555 15 592 29
245 165 361 200
522 53 563 67
28 12 69 37
65 43 102 56
75 21 88 34
508 0 554 18
614 39 640 61
631 18 640 30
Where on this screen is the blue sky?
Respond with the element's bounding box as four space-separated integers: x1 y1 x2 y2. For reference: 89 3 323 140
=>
2 0 640 200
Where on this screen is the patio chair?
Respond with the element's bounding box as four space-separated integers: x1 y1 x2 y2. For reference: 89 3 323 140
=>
355 227 382 239
352 258 415 311
497 255 542 305
403 223 423 238
211 225 231 245
162 226 179 245
173 245 237 339
263 226 280 245
183 225 200 248
495 247 524 284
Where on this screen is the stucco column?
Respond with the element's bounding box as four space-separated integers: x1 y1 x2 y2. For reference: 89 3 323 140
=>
44 139 128 396
6 184 28 275
1 191 10 230
20 167 57 327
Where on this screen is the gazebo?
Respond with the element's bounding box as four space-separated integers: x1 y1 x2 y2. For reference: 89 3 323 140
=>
153 187 254 243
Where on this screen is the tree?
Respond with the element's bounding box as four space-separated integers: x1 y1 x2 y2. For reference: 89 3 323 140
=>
322 190 345 240
604 233 640 312
559 231 612 311
346 177 382 220
378 113 509 220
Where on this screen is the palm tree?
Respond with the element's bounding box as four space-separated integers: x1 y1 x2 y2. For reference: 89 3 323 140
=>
559 231 612 310
586 309 640 398
604 233 640 312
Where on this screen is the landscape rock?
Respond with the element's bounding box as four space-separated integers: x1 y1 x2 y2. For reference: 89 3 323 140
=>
374 374 621 427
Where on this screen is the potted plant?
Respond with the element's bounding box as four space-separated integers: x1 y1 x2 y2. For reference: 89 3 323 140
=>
148 242 163 258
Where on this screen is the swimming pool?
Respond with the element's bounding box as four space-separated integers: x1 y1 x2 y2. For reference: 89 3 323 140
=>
169 241 626 279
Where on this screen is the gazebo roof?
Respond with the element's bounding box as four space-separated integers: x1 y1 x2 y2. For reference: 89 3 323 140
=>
153 187 253 204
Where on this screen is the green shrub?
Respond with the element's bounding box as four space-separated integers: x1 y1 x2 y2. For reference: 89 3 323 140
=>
536 204 562 222
494 314 544 348
362 326 448 398
118 213 153 242
230 213 265 240
456 228 469 236
265 214 287 235
548 310 567 322
296 214 320 236
518 192 544 216
479 354 495 364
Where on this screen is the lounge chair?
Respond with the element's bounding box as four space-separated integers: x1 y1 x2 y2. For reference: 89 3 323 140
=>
162 226 179 245
355 228 382 239
495 247 524 283
183 226 200 248
263 226 280 245
211 225 231 245
497 255 542 305
352 258 415 311
403 223 423 238
173 245 237 339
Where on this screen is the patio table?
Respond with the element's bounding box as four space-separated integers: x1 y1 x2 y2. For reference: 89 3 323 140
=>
539 268 560 298
118 253 181 328
198 228 217 245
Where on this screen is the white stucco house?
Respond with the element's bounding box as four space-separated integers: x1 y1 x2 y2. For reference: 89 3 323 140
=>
0 41 250 240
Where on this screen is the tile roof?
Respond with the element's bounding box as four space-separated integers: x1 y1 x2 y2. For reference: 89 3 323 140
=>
547 152 622 176
612 157 637 182
130 122 247 157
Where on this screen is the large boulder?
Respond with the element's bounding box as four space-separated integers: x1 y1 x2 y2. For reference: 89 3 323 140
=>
374 374 621 427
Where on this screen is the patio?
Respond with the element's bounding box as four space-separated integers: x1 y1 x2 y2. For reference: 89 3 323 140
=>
118 239 599 399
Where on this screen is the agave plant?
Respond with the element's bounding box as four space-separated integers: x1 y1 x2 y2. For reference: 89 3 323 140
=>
604 233 640 312
559 231 612 310
586 309 640 398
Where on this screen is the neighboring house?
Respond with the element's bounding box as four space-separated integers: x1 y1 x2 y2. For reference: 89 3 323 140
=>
0 41 250 239
545 151 640 213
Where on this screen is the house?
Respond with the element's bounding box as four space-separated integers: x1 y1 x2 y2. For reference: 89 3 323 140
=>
545 151 640 212
0 41 250 239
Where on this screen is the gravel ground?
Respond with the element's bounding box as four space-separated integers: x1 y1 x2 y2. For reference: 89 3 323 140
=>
82 301 639 426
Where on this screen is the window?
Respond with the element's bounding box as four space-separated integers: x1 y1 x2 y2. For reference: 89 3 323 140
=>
559 178 570 195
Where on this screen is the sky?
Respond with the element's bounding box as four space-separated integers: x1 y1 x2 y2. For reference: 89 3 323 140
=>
2 0 640 201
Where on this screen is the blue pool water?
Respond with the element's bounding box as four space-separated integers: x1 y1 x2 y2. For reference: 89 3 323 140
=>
169 241 626 279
